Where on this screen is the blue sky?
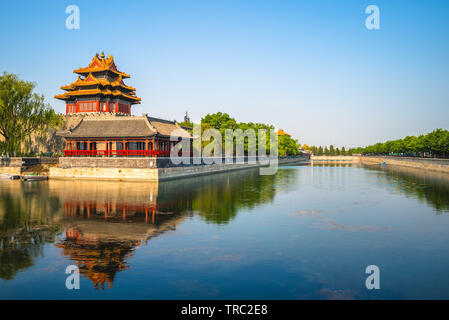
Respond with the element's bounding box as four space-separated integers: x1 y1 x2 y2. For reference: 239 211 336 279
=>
1 0 448 147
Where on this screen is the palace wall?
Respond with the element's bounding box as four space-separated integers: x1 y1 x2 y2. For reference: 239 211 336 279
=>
360 156 449 174
49 155 310 181
311 155 449 174
311 155 360 161
49 167 159 181
59 157 158 169
0 157 22 174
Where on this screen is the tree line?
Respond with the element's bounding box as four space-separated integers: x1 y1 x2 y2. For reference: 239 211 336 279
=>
307 129 449 158
351 129 449 157
307 145 352 156
200 112 302 156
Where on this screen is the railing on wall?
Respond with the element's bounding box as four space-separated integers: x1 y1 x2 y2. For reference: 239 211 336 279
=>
63 150 172 157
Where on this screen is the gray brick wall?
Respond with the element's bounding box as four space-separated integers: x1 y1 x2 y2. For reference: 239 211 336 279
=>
0 158 24 167
59 157 157 168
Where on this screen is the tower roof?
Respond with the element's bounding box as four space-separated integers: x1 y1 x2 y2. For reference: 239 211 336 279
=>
55 52 141 105
73 52 130 78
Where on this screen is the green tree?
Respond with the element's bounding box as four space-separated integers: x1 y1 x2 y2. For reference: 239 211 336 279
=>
353 128 449 157
329 145 335 156
278 135 300 156
0 72 62 156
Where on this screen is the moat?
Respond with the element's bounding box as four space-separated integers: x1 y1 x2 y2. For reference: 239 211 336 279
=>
1 163 449 299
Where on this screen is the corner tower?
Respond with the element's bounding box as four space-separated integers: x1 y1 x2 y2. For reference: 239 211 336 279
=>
55 52 141 115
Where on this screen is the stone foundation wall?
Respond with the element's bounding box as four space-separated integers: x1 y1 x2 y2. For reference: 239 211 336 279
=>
0 157 23 167
158 162 261 180
360 156 449 173
49 167 159 181
59 157 157 169
311 156 360 161
0 167 21 175
50 155 310 181
1 157 24 175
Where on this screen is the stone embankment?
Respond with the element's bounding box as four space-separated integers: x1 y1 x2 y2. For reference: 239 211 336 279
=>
0 157 59 176
48 155 310 181
311 156 360 161
0 158 22 175
312 155 449 174
360 156 449 174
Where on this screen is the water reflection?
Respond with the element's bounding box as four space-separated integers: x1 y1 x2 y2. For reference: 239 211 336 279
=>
0 183 61 280
0 168 300 288
362 163 449 213
1 164 449 292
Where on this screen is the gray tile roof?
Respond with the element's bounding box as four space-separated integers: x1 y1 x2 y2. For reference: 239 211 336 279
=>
57 115 192 139
147 116 191 138
58 116 156 138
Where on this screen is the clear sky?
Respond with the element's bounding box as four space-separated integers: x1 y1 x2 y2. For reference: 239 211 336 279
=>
1 0 448 147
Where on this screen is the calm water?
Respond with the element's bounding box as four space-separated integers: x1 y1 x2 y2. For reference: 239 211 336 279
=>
1 163 449 299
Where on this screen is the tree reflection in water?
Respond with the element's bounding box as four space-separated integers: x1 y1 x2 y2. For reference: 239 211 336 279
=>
362 163 449 213
0 183 61 280
1 163 449 289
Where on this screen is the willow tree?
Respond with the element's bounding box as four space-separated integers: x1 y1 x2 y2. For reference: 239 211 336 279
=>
0 72 62 156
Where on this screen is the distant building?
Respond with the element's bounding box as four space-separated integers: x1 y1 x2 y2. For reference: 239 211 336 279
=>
277 129 291 137
184 111 191 124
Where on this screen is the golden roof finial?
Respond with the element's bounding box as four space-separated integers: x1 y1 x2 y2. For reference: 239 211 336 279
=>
101 51 105 59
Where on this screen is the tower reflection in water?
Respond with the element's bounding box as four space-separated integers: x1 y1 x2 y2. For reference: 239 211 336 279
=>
0 168 294 289
51 180 189 290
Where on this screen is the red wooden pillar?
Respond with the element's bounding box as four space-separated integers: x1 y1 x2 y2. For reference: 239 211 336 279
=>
152 207 155 224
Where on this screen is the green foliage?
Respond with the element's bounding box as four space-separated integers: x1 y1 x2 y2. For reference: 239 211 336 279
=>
52 151 65 157
0 72 63 156
351 129 449 157
177 120 194 134
308 129 449 158
308 145 350 156
200 112 299 156
278 134 301 156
